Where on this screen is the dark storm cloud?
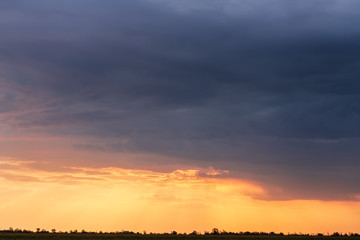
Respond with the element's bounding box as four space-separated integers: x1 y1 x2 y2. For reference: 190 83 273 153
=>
1 0 360 200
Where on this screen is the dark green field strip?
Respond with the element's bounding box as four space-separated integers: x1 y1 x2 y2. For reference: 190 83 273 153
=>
0 234 358 240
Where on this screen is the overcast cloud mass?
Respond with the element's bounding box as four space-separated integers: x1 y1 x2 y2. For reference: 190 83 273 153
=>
1 0 360 201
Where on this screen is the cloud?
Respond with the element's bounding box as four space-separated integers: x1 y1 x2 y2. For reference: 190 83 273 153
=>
1 0 360 200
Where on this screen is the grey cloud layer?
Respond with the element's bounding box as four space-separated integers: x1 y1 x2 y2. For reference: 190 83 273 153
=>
1 0 360 200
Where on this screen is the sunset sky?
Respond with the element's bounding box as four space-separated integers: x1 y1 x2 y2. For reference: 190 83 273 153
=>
1 0 360 234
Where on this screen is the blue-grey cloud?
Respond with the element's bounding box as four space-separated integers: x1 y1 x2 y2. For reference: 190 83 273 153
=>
1 0 360 200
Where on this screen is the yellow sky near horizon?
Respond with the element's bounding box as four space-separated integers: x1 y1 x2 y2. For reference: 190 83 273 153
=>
1 156 360 234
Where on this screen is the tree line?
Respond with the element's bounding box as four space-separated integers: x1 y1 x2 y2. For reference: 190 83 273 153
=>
1 227 360 237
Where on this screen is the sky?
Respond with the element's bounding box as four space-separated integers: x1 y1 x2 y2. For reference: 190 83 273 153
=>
1 0 360 234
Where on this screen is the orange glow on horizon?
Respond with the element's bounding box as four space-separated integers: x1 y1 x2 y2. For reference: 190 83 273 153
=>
1 156 360 234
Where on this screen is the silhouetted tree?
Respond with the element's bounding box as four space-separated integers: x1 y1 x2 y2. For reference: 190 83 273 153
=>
221 229 228 234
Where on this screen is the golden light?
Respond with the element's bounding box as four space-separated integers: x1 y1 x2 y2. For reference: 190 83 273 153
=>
1 156 360 233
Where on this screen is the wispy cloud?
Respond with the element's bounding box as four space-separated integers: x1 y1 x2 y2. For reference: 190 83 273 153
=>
1 156 360 233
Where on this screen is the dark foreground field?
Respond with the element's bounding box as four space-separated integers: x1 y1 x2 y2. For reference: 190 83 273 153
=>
0 233 358 240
